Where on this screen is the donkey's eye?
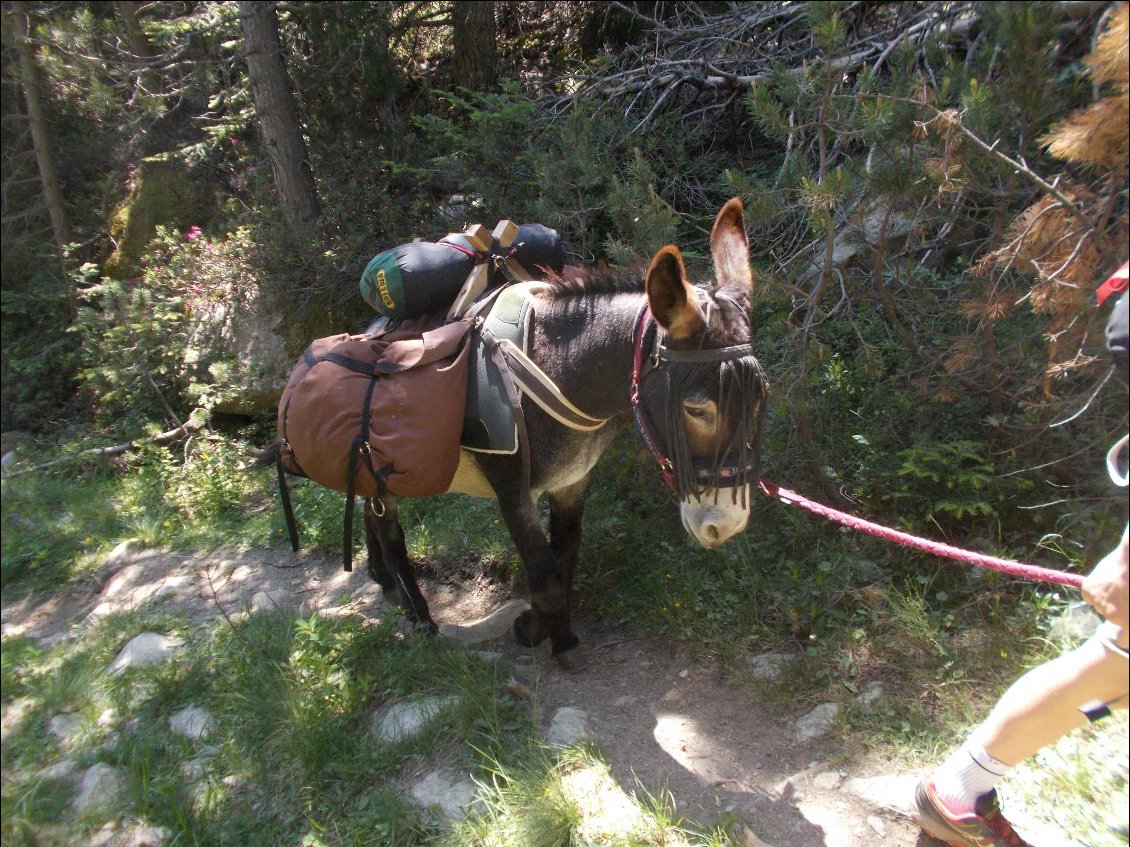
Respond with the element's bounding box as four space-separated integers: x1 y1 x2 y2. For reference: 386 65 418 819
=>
683 401 716 424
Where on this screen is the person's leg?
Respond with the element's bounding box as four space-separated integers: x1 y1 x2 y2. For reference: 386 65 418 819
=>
978 625 1128 762
933 625 1128 814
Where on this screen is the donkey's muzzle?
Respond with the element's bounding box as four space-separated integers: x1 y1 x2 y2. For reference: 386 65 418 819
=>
680 485 751 548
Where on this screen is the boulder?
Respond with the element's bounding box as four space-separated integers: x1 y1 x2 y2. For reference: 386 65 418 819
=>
181 282 292 415
103 157 215 281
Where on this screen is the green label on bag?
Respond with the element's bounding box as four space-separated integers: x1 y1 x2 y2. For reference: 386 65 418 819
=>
361 252 405 317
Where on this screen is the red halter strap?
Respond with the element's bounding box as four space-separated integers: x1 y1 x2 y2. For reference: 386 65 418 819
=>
630 303 676 490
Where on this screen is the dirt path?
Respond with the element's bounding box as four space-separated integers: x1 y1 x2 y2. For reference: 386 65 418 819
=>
0 542 999 846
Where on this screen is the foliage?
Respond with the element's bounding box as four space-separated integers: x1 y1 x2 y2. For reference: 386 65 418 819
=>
71 224 279 429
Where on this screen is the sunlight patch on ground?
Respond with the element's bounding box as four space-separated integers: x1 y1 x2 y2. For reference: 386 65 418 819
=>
653 711 743 788
559 760 692 847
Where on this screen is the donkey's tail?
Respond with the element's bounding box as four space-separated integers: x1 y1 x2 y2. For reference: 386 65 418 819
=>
247 439 281 473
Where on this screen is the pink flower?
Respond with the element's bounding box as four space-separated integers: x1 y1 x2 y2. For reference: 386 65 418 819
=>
184 225 202 242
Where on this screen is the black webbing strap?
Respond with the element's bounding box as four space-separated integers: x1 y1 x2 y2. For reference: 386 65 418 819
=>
342 375 392 572
275 444 300 552
321 351 407 377
276 396 304 553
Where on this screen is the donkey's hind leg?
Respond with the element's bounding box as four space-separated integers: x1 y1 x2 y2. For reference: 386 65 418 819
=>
363 497 437 633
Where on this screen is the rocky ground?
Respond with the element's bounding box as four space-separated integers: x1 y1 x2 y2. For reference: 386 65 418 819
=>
1 542 1096 847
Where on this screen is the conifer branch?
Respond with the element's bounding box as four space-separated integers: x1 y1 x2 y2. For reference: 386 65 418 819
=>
907 103 1092 231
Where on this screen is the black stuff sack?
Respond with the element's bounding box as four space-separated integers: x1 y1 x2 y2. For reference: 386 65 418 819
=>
360 223 566 319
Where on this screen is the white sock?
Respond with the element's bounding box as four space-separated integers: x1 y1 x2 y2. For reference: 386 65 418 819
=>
930 740 1013 816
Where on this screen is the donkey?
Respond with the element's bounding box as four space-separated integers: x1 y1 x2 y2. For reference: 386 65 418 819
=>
359 197 768 671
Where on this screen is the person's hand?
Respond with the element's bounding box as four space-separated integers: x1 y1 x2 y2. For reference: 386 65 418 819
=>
1082 525 1130 629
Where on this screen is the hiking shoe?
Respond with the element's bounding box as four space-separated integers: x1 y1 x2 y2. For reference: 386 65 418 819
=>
914 779 1032 847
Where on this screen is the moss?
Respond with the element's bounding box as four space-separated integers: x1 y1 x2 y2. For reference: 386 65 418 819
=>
103 157 215 280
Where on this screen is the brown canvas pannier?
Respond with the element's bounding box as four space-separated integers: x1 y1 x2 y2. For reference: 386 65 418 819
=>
277 316 472 500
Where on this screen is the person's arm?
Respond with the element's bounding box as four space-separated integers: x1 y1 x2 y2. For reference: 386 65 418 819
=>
1082 524 1130 629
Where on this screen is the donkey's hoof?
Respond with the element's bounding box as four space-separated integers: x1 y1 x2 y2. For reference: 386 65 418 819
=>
554 646 588 674
513 609 548 648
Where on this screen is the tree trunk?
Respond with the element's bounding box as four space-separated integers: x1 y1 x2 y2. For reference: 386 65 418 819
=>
115 1 160 96
452 1 496 91
239 0 320 241
13 2 70 255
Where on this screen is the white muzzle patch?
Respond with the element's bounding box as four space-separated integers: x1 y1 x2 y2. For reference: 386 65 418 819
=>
680 485 751 548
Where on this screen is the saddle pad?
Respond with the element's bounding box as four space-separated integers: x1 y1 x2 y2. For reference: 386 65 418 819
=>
461 283 544 453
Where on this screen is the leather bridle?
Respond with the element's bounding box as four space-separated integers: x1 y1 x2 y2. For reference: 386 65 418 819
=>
629 302 766 495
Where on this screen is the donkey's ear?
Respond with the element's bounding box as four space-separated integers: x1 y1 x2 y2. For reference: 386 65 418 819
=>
647 245 705 342
710 197 753 301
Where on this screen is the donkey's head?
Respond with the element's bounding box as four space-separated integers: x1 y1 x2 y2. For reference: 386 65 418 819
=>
637 197 767 548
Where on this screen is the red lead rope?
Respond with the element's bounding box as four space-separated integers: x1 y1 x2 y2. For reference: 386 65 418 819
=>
758 481 1085 589
1097 261 1129 305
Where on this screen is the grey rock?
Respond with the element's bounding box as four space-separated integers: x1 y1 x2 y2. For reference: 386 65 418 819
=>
103 539 142 569
251 590 289 612
47 712 83 743
371 696 459 744
1049 602 1101 645
127 825 172 847
794 702 840 743
439 599 528 646
745 653 791 681
738 825 775 847
108 633 180 673
857 681 883 705
545 706 589 746
73 763 126 813
812 770 846 790
180 754 213 781
88 822 121 847
0 696 37 743
866 815 888 838
169 705 212 740
841 773 919 818
40 758 79 781
409 770 479 821
182 284 291 416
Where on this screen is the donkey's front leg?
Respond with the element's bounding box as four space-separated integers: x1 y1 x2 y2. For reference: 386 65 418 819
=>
496 490 583 667
362 496 437 633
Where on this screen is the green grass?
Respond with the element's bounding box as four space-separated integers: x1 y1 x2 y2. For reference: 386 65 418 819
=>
2 430 1127 846
0 602 741 847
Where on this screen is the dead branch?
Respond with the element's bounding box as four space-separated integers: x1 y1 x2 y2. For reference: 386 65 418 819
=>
553 2 957 131
2 416 207 478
